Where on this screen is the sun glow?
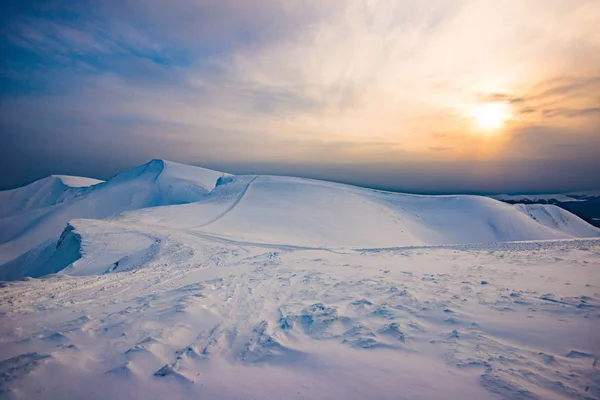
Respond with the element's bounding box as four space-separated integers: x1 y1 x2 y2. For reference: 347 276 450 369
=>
472 103 512 131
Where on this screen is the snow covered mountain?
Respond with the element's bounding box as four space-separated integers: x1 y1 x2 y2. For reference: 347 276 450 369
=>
491 191 600 203
1 160 599 399
0 160 227 266
0 174 103 219
492 193 583 203
1 159 598 280
491 191 600 229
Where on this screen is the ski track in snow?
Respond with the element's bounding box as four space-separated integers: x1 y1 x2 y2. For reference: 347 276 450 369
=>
193 175 259 229
1 233 599 399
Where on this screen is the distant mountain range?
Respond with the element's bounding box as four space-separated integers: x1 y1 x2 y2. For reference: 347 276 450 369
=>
490 191 600 228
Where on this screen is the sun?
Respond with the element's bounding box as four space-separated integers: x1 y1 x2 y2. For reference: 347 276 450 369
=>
472 103 512 131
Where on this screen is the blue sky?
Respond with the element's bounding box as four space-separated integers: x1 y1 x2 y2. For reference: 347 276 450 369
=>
1 0 599 193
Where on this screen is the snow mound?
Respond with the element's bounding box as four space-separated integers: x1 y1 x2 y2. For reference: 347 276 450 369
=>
108 159 227 204
57 219 158 277
0 219 159 280
0 225 82 281
193 175 600 248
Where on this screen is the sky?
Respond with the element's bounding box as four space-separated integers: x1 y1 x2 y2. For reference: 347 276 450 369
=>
1 0 599 194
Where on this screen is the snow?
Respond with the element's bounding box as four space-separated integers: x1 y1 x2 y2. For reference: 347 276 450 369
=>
0 175 98 219
1 235 599 399
0 160 227 265
492 193 583 202
492 191 600 203
0 160 599 399
566 190 600 198
3 161 596 270
182 175 597 248
52 175 104 188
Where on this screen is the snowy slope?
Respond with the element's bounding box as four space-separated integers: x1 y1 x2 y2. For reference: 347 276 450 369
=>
1 160 600 279
1 160 600 399
491 190 600 230
0 175 102 218
5 176 591 279
1 233 599 399
0 160 227 265
193 175 599 248
114 174 600 248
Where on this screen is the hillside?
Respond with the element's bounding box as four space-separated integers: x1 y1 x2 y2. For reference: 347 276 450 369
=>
491 191 600 228
1 160 599 400
0 160 227 265
0 160 598 280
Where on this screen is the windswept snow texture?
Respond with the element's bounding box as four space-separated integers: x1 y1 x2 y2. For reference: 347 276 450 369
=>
1 234 599 399
0 160 599 399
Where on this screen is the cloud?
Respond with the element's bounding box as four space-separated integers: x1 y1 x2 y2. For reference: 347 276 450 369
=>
430 146 453 152
488 75 600 123
533 75 600 99
542 107 600 118
1 0 599 192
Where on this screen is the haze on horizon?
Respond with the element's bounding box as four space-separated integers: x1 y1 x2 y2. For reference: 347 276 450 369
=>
1 0 599 194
